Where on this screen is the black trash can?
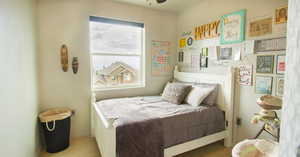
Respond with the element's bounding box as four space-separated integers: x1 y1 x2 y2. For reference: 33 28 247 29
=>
39 108 72 153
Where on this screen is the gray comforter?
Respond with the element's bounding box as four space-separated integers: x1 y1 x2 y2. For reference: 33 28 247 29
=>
96 96 225 157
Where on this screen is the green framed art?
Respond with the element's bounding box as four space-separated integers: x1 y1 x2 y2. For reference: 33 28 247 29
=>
256 55 274 74
220 10 246 45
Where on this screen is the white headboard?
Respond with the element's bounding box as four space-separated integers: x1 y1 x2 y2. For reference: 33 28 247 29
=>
174 66 236 146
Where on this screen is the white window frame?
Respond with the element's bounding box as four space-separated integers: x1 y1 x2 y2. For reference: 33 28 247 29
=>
89 16 145 91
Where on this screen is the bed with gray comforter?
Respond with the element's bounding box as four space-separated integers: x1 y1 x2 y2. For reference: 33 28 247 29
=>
96 96 225 157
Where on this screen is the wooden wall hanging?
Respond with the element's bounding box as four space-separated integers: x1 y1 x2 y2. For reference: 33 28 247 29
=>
60 44 69 72
249 18 273 37
195 20 220 40
72 57 79 74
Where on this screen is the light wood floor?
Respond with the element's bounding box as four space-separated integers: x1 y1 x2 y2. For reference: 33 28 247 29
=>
41 137 232 157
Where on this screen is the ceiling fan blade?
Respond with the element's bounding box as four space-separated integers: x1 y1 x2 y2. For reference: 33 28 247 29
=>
156 0 167 4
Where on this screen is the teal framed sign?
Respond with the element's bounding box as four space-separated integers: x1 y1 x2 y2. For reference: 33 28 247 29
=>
220 10 246 45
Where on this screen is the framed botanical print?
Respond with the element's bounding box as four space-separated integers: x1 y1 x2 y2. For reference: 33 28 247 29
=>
255 76 273 94
276 77 285 97
220 10 246 45
276 54 286 74
256 55 274 74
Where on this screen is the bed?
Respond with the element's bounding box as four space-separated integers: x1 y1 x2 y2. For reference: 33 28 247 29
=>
91 66 236 157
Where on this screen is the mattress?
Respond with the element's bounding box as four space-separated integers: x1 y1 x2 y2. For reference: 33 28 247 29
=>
95 96 225 148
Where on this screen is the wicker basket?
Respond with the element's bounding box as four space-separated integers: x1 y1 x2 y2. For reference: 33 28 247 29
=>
257 95 282 110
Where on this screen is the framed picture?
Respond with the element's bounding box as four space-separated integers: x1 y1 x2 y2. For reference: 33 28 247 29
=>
219 47 233 60
276 77 285 97
254 37 286 52
151 41 172 76
239 65 253 86
178 51 184 62
220 10 246 45
249 18 272 37
200 48 208 68
276 54 286 74
187 37 194 47
256 55 274 74
191 54 201 71
275 6 288 24
255 76 273 94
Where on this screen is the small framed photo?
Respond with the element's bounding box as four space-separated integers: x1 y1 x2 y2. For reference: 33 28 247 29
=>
239 65 253 86
178 51 184 62
219 47 233 61
276 54 286 74
201 48 208 68
255 76 273 94
275 6 288 24
276 77 285 97
256 55 274 74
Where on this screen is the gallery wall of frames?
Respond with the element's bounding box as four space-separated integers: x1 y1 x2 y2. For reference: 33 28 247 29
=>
177 6 287 98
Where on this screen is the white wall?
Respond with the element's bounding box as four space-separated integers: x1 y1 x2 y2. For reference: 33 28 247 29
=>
37 0 177 137
280 0 300 156
177 0 288 143
0 0 39 157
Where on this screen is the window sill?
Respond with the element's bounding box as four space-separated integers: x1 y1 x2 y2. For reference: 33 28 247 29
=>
92 84 146 92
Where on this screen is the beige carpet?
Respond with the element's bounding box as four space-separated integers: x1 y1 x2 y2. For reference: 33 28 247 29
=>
41 137 232 157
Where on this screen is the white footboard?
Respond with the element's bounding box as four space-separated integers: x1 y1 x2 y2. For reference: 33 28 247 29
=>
92 101 117 157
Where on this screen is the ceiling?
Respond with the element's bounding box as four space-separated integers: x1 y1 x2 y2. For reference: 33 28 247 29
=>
112 0 202 13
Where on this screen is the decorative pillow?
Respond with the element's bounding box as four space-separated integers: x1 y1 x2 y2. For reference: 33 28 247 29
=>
185 86 214 106
173 80 218 106
194 83 218 106
162 82 191 104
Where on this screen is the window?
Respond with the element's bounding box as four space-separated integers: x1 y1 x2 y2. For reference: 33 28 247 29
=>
89 16 145 90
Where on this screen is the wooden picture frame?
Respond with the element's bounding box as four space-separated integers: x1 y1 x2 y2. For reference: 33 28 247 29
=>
220 10 246 45
255 76 273 94
256 55 274 74
275 6 288 24
276 54 286 75
249 18 273 37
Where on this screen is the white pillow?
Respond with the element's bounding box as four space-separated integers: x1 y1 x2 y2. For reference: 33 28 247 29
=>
185 86 214 106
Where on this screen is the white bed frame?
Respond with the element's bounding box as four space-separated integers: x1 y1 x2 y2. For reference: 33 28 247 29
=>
91 66 236 157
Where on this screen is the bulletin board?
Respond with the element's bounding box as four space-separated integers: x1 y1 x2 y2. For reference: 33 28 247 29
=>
151 41 172 76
